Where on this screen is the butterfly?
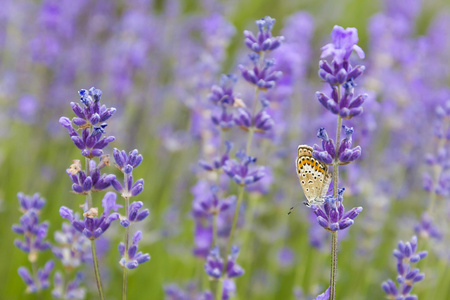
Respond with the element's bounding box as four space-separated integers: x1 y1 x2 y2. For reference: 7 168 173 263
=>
289 145 332 214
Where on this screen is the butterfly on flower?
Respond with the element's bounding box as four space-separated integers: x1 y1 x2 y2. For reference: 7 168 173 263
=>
289 145 332 214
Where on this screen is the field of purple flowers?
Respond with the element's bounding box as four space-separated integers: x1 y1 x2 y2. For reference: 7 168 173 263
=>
2 0 450 299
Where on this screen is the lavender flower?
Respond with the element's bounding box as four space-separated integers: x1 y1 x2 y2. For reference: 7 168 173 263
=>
316 286 331 300
320 26 365 64
52 222 91 268
120 201 150 227
199 141 232 172
222 152 265 186
18 261 54 293
193 222 213 259
311 188 363 232
59 88 115 158
422 101 450 196
235 99 274 133
212 106 235 130
204 246 244 279
244 16 284 53
111 148 145 198
313 117 362 166
113 148 143 172
382 236 427 300
240 56 283 90
208 74 238 106
118 231 151 269
12 193 51 258
16 192 45 213
59 192 120 240
52 271 86 299
316 26 367 119
414 213 442 241
70 88 115 126
67 158 116 194
195 188 235 217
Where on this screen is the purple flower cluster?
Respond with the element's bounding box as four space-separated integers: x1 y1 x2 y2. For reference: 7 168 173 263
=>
18 261 54 293
240 55 283 91
423 101 450 196
67 158 116 195
187 15 282 300
110 148 150 269
316 26 367 119
191 183 235 258
59 192 121 240
382 236 427 300
199 141 232 172
12 193 54 293
235 99 274 133
52 222 91 268
52 271 86 299
111 148 145 200
204 246 244 279
244 16 283 53
119 231 151 269
311 188 363 232
313 126 362 165
59 88 116 158
312 26 365 173
414 213 442 241
59 88 150 280
223 152 265 186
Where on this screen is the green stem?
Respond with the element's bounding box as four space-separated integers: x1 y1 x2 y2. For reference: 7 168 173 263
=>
85 157 104 299
330 85 342 300
123 196 130 300
224 186 245 262
214 279 223 300
246 128 255 155
330 231 338 299
91 239 105 300
30 250 42 300
212 214 218 247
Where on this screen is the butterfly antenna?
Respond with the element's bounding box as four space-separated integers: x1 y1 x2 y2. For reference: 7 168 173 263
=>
287 206 294 215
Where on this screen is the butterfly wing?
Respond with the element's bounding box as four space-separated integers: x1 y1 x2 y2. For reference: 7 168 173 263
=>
320 173 332 199
296 145 330 206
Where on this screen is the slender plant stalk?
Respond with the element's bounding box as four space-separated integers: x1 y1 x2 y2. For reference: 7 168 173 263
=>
91 239 105 300
123 196 130 300
224 186 245 259
29 240 42 300
330 85 343 300
212 214 218 246
85 156 105 300
214 279 223 300
428 118 448 214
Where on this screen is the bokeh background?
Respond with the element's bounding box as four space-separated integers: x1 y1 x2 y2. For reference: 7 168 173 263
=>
2 0 450 299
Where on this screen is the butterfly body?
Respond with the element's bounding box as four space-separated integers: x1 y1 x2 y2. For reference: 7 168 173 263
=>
296 145 332 207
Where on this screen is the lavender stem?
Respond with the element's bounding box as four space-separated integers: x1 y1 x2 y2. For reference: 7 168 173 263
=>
214 279 223 300
219 185 244 299
30 248 42 300
123 196 130 300
330 85 343 300
91 240 105 300
212 214 218 247
85 157 104 300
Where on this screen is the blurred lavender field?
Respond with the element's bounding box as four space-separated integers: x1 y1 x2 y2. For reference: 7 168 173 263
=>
2 0 450 299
